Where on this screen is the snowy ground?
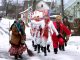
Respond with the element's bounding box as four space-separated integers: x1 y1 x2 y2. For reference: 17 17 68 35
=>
0 18 80 60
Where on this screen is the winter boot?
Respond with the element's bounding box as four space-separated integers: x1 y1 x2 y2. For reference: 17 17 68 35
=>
62 45 65 51
47 44 50 52
34 45 37 51
54 48 58 54
37 44 40 53
19 55 23 59
41 46 44 52
65 41 67 46
44 47 47 56
59 45 62 50
32 41 34 47
14 55 18 59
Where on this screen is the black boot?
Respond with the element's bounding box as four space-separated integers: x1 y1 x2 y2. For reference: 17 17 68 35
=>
65 41 67 46
62 45 65 51
54 48 58 54
47 45 50 52
41 46 44 52
37 44 40 53
59 45 62 50
19 55 23 59
34 45 37 51
32 41 34 47
14 55 18 59
44 47 47 56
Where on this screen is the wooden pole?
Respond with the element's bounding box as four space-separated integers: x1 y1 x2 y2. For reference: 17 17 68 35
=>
16 0 18 20
61 0 64 17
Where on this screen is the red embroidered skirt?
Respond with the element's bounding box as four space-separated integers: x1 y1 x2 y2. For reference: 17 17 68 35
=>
9 45 27 56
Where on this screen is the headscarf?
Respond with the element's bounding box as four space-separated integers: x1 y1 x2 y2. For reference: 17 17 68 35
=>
44 15 50 24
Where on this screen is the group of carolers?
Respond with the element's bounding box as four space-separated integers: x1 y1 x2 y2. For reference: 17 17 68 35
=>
30 15 71 56
9 14 71 59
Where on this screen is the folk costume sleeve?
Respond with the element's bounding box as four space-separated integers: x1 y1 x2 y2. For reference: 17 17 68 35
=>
62 24 71 41
50 21 59 36
62 24 71 36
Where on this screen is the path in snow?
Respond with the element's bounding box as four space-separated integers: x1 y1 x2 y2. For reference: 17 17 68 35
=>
0 40 80 60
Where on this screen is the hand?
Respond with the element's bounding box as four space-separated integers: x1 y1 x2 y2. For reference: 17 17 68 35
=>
57 33 62 38
21 40 25 45
19 32 21 34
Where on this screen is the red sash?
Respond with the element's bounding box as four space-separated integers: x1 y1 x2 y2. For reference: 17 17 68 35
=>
43 24 48 39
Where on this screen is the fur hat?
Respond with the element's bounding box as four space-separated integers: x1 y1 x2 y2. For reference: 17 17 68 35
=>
56 15 62 20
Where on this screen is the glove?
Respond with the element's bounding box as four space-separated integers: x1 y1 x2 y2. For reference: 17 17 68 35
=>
21 40 25 45
19 32 21 35
57 33 62 38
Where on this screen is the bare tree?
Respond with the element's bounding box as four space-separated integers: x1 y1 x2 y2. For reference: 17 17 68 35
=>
33 0 37 11
61 0 64 17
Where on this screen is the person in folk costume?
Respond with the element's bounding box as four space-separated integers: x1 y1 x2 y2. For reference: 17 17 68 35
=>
30 26 35 48
52 15 71 54
63 16 71 46
33 17 43 53
29 16 37 49
9 16 26 59
63 16 71 30
41 26 53 53
29 16 35 48
46 29 53 52
35 24 42 53
41 15 59 56
30 16 42 52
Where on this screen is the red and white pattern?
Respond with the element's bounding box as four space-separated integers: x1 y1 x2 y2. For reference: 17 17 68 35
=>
9 45 27 56
30 10 49 20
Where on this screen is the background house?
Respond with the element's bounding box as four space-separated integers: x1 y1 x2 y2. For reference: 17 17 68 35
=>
64 0 80 21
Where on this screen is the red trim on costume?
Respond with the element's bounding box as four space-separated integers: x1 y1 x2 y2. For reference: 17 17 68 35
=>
43 19 50 39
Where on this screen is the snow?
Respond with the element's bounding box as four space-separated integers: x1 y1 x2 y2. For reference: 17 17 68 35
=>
0 58 9 60
0 18 80 60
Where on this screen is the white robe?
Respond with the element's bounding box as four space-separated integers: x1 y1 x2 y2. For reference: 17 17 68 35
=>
41 20 59 47
29 20 42 45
